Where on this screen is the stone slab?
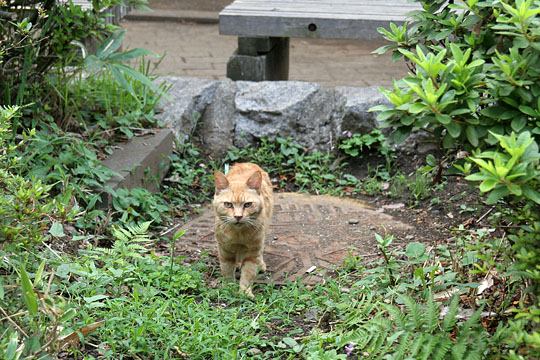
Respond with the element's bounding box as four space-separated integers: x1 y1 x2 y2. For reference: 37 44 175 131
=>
219 0 419 40
101 129 175 206
177 192 415 284
126 9 219 24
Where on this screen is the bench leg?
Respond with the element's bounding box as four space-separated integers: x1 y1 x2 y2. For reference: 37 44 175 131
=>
226 37 289 81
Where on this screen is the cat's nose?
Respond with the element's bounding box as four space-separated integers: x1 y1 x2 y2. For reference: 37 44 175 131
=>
234 215 243 222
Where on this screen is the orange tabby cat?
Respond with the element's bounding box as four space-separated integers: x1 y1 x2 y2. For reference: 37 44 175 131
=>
213 163 274 297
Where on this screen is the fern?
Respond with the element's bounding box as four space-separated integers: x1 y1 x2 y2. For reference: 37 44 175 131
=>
383 302 406 328
432 336 452 360
409 333 426 358
452 336 468 360
112 221 152 243
392 332 411 360
442 296 459 332
422 335 439 360
306 292 488 360
425 292 439 333
370 323 391 358
401 295 422 330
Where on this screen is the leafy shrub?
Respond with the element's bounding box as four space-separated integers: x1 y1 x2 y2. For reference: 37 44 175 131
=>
372 0 540 149
16 125 114 209
0 106 60 245
466 131 540 204
373 2 540 357
0 1 108 105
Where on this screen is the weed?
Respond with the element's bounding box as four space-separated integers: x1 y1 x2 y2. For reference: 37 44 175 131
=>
224 137 357 195
112 188 170 225
408 170 432 203
339 129 389 158
388 172 408 199
162 142 216 214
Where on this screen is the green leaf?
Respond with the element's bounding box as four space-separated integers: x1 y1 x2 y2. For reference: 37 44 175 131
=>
282 337 298 348
511 117 527 132
466 172 489 181
391 127 411 144
486 186 510 204
96 29 126 59
465 126 479 147
84 294 109 303
479 179 498 192
369 104 391 112
59 307 77 322
405 242 426 259
0 277 4 301
507 183 522 196
409 103 427 114
442 132 455 148
376 110 396 122
108 48 155 62
20 265 38 316
445 122 462 138
6 332 20 360
49 222 65 238
34 260 46 287
519 105 539 117
436 114 452 125
173 229 186 241
522 186 540 204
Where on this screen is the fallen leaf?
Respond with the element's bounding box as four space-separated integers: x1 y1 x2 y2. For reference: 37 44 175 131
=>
477 273 495 295
433 288 460 302
58 321 104 349
382 203 405 210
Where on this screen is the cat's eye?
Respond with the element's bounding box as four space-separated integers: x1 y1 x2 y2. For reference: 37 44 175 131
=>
224 202 233 208
244 202 253 208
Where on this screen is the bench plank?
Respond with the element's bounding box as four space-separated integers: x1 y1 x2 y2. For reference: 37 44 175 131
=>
220 0 419 40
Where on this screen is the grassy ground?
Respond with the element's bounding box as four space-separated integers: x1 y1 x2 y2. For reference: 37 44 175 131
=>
3 135 535 359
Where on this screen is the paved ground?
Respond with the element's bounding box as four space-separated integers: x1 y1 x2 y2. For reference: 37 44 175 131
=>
121 0 409 87
178 193 416 284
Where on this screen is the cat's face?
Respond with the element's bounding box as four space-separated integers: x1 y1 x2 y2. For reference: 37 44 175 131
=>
213 171 263 226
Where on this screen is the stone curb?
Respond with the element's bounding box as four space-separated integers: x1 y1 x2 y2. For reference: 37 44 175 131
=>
125 9 219 24
100 128 175 207
155 76 437 158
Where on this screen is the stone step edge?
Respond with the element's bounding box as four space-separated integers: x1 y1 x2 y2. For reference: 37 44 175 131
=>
124 9 219 24
100 128 175 208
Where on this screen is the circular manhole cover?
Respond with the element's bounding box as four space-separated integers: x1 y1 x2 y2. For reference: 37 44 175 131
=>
177 193 413 284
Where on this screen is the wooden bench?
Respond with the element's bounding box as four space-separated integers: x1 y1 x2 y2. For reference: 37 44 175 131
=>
219 0 419 81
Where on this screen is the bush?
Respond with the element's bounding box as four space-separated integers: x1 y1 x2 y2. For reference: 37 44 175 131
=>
373 1 540 357
372 0 540 150
0 1 110 105
0 106 61 246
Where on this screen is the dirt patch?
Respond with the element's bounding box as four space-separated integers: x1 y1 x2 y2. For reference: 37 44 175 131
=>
175 192 437 285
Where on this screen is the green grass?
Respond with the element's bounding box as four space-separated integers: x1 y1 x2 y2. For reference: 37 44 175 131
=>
2 222 532 359
223 137 359 195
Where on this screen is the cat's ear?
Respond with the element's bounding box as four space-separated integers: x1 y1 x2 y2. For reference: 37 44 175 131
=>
246 171 262 191
214 171 229 192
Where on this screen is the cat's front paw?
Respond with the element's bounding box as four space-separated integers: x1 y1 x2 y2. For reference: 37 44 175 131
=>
239 285 255 299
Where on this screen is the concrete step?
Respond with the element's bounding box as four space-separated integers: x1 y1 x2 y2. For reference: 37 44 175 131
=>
101 128 175 206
